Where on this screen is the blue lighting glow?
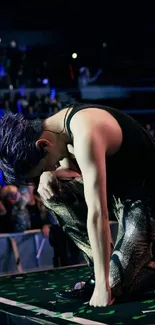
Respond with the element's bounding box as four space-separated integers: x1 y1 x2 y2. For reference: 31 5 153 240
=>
42 78 49 85
17 100 22 114
50 88 56 99
19 85 24 96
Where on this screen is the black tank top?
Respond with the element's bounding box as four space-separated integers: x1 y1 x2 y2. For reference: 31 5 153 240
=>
66 103 155 200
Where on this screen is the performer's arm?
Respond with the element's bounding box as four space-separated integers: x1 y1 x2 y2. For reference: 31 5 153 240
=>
74 130 111 306
38 157 80 200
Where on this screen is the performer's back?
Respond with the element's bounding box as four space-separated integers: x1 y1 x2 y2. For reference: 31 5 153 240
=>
66 103 155 200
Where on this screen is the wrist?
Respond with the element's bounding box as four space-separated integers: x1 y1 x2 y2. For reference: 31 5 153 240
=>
95 279 110 292
94 267 108 285
95 276 110 290
95 281 106 290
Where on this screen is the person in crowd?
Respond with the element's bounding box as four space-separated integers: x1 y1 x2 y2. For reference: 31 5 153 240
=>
27 183 50 236
0 185 31 232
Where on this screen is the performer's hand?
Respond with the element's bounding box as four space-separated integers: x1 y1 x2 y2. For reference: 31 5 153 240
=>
89 284 113 307
38 171 60 201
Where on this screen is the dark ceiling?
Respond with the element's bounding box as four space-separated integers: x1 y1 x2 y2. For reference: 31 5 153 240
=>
0 3 152 31
0 3 155 53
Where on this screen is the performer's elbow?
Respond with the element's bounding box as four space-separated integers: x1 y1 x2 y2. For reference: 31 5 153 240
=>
87 208 102 224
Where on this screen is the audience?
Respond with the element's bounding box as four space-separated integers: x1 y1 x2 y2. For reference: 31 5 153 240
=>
27 184 50 237
0 185 31 232
0 92 62 119
0 180 81 267
0 45 80 91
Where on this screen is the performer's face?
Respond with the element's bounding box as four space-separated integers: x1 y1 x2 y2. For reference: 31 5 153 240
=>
27 152 58 180
26 138 65 180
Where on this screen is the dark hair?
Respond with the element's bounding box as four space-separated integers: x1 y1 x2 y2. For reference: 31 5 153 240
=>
0 113 46 184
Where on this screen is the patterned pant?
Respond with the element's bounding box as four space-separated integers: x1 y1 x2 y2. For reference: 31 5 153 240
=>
43 178 155 298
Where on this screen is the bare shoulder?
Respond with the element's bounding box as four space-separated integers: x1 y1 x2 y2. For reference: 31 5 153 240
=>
70 108 123 154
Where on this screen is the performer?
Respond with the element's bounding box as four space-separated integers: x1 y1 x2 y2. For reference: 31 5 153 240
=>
1 103 155 307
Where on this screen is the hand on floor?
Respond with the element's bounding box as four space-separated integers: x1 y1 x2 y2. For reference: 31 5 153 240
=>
89 284 114 307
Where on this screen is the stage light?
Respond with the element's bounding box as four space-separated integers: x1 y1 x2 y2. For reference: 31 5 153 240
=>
42 78 49 85
11 41 16 48
72 53 77 59
50 88 56 99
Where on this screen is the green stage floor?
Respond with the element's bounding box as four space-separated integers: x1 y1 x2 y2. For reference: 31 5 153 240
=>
0 264 154 325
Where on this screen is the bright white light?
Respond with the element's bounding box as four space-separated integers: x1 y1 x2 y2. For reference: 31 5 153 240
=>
9 84 13 90
11 41 16 48
72 52 77 59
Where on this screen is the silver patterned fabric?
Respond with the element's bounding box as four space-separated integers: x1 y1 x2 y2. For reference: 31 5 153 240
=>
43 177 155 298
110 197 155 297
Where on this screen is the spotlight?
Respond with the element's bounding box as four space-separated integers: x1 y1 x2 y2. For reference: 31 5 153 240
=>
72 52 77 59
42 78 49 85
11 41 16 48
